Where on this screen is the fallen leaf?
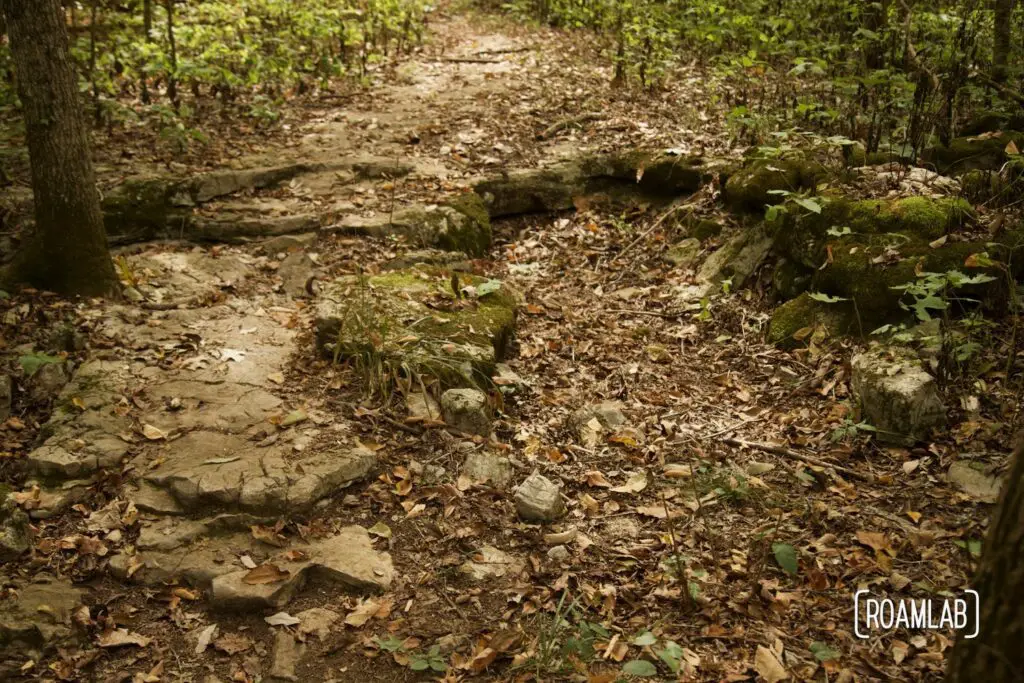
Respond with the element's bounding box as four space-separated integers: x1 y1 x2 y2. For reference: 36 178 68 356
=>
214 633 253 655
195 624 218 654
141 424 168 441
345 597 383 627
754 645 789 682
610 471 648 494
265 612 301 626
98 628 152 649
242 563 290 585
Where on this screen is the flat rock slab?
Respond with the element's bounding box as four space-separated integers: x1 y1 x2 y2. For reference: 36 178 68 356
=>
315 267 518 385
208 526 394 611
142 432 376 514
0 578 84 677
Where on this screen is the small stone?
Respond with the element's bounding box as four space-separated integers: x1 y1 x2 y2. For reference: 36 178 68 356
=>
948 460 1002 503
462 451 513 488
278 252 315 298
547 545 570 562
514 473 564 523
269 630 304 681
0 375 11 421
493 363 527 393
27 363 70 403
123 286 144 303
851 348 946 445
441 389 491 437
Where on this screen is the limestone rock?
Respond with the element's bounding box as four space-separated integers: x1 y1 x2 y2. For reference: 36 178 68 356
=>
514 473 564 523
27 362 70 402
568 401 627 446
0 495 31 561
948 460 1002 503
723 157 825 213
315 268 517 385
385 248 472 271
262 233 318 254
0 578 84 678
211 568 306 611
662 238 701 268
141 432 376 514
851 348 946 445
462 451 513 488
547 545 570 562
0 375 11 421
278 252 315 298
460 545 523 581
441 389 491 436
336 195 491 256
269 630 305 681
303 525 394 591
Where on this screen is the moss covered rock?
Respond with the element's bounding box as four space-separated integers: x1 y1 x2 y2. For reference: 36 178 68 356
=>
337 195 492 256
772 259 812 301
766 293 857 349
314 267 517 388
474 150 713 218
773 196 975 269
921 131 1024 175
722 157 826 213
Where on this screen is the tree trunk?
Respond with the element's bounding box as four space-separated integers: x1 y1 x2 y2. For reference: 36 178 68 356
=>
141 0 152 104
946 439 1024 682
993 0 1014 83
1 0 119 297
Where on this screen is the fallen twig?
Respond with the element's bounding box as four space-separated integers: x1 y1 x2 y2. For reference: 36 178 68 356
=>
723 437 875 482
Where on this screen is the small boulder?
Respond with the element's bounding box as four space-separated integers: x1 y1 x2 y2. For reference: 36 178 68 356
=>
0 578 84 678
269 630 305 681
278 252 315 298
441 389 491 437
515 473 565 523
947 460 1002 503
262 233 317 253
462 451 513 488
851 348 946 445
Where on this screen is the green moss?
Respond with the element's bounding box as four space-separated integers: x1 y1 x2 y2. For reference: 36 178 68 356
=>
723 157 826 213
438 193 492 256
774 196 974 269
772 258 812 301
692 219 723 241
316 267 518 388
767 292 856 348
922 131 1024 175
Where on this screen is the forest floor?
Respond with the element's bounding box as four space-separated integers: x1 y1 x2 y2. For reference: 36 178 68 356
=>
0 5 1014 683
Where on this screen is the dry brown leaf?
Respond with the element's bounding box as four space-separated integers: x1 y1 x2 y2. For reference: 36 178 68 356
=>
754 645 789 682
98 628 152 649
241 563 290 585
344 597 383 627
141 423 168 441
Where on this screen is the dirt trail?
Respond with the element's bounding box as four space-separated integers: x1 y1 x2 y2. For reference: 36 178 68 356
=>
1 7 986 683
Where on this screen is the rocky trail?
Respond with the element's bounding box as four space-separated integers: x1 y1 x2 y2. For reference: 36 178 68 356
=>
1 6 1021 683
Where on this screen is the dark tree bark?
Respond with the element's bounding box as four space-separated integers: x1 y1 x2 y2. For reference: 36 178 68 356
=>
1 0 119 297
993 0 1015 83
946 439 1024 682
